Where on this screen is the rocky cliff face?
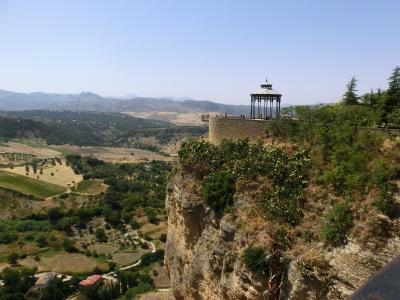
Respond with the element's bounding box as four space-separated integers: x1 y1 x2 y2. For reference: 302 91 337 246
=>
164 168 400 300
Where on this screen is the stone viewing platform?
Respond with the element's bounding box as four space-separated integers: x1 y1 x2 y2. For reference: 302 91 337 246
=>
208 115 270 144
205 77 282 144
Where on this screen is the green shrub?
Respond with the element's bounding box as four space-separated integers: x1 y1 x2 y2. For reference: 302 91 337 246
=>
7 252 19 265
144 208 158 224
35 233 48 247
140 249 165 267
123 282 154 299
130 219 140 229
0 267 36 297
95 228 108 243
243 247 269 275
274 226 292 250
0 231 17 244
372 193 397 218
59 193 69 199
266 119 299 141
63 238 77 253
159 233 167 243
260 191 301 225
202 171 236 213
178 139 219 176
322 201 353 246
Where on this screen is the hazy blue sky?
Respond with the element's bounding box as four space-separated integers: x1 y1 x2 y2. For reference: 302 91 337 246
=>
0 0 399 105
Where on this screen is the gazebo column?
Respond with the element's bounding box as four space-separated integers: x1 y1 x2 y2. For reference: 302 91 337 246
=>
263 97 266 119
255 97 258 118
269 98 272 118
273 97 275 118
278 97 281 118
257 97 259 118
276 98 279 119
250 96 253 118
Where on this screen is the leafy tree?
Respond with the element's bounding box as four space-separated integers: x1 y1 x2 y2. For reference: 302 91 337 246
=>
322 201 353 246
144 208 158 224
386 66 400 112
47 207 63 223
266 118 299 142
139 249 164 267
376 66 400 125
7 252 19 265
243 247 269 275
0 267 35 299
63 238 77 253
41 277 70 300
95 228 108 243
0 232 17 244
55 217 78 232
122 282 154 299
202 171 236 213
178 139 219 177
342 76 359 105
129 219 140 230
372 186 398 218
388 107 400 126
35 233 48 247
159 233 167 243
361 88 383 108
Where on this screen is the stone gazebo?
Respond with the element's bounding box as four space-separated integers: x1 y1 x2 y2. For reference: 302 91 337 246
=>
250 78 281 119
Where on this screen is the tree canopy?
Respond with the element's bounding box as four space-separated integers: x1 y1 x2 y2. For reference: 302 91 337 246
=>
342 76 359 105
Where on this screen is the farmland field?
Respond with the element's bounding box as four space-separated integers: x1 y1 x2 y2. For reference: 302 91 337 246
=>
2 160 83 187
74 179 105 194
0 170 66 198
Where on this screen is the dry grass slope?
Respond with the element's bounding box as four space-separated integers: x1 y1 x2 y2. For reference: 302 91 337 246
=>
0 170 66 198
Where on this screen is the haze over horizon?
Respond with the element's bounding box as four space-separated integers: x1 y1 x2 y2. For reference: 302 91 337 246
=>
0 0 399 105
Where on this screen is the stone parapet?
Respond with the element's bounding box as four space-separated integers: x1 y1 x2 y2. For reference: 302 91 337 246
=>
208 116 269 144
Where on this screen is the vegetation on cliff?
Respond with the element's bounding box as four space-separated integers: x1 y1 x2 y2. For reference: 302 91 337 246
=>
321 200 353 246
202 171 236 213
179 139 310 225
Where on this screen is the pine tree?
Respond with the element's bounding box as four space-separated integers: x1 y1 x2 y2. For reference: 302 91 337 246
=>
342 76 359 105
377 66 400 125
387 66 400 110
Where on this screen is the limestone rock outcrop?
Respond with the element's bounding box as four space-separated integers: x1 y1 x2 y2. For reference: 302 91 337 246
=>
164 169 400 299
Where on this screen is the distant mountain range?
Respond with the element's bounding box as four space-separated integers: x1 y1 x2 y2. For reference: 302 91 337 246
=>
0 89 250 115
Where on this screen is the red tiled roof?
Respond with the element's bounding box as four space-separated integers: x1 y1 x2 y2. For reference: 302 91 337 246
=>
79 275 102 286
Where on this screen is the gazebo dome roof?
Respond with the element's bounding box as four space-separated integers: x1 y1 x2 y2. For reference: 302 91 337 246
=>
251 88 281 96
251 79 281 96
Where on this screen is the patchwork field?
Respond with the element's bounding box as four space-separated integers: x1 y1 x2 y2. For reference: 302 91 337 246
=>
74 179 105 194
0 189 61 219
0 141 61 160
0 141 176 165
124 111 206 125
2 160 83 187
49 145 174 163
19 252 108 274
0 170 66 198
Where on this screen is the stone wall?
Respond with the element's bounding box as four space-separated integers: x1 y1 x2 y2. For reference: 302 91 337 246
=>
208 116 269 144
